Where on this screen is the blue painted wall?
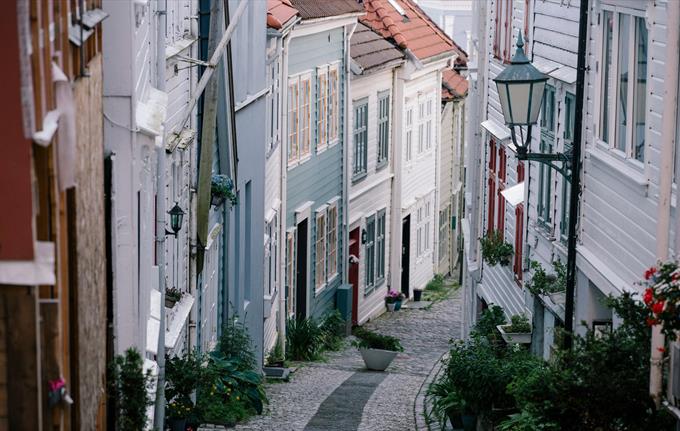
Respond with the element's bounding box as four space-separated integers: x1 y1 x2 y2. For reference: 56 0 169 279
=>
286 27 346 319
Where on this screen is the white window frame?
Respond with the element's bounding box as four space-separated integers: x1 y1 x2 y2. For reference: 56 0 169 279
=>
326 200 339 281
416 206 424 257
365 214 376 295
377 91 390 168
266 42 280 158
287 76 300 165
425 97 433 150
316 65 329 153
328 62 341 146
376 209 386 283
315 207 327 292
598 7 648 164
418 100 425 154
286 229 296 318
353 98 369 180
405 106 414 162
424 200 431 252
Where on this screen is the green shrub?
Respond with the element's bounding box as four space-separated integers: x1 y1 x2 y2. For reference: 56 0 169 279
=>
427 380 465 429
504 314 531 333
526 260 566 296
217 316 256 370
319 310 346 351
352 327 403 352
470 305 506 343
165 350 204 421
286 317 323 361
108 348 152 431
265 338 285 366
480 230 513 266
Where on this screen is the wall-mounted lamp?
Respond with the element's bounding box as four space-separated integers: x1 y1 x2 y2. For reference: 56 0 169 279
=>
166 203 185 237
361 229 368 244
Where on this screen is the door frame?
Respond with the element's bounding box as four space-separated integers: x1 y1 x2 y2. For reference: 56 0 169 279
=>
401 215 411 297
348 226 361 325
294 202 313 319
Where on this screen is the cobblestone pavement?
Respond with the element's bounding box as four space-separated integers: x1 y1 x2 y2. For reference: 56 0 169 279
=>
235 286 462 431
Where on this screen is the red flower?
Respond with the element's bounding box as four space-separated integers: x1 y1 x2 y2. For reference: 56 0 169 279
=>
652 300 666 314
647 317 659 326
658 347 667 353
645 267 657 280
643 288 654 305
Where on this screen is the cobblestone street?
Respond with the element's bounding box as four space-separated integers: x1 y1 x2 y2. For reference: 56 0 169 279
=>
235 287 462 431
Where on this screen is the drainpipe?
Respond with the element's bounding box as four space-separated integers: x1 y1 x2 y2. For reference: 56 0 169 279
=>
278 32 290 353
343 22 358 288
153 1 168 429
433 68 442 273
652 0 680 407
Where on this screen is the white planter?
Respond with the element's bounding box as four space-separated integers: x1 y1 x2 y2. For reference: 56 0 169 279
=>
359 348 398 371
497 324 532 344
548 291 566 305
386 303 396 312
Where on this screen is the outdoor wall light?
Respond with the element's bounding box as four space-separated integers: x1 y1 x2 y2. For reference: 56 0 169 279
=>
166 203 185 237
361 229 367 244
493 32 548 159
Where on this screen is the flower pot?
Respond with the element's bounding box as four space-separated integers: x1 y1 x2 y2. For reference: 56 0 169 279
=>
394 299 402 311
211 193 225 207
359 348 398 371
167 418 187 431
497 324 532 344
413 289 423 302
447 411 464 429
165 297 178 308
386 303 396 312
461 413 477 431
549 291 566 305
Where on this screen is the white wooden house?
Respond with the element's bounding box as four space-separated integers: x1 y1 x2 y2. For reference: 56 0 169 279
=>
348 23 405 324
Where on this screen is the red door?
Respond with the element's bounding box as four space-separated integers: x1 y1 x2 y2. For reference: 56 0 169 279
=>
349 228 360 325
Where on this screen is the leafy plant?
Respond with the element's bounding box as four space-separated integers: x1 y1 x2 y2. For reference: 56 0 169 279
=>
427 380 465 430
480 230 513 266
470 304 506 343
165 350 204 421
217 316 256 370
319 310 346 351
165 286 183 304
384 290 404 304
503 314 531 333
108 348 152 431
286 317 323 361
265 338 285 366
641 262 680 338
352 327 403 352
526 260 566 296
211 174 237 205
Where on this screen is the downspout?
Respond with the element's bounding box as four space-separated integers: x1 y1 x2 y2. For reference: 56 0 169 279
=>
153 1 168 429
342 21 358 286
390 66 405 294
278 32 290 353
652 0 680 407
432 68 443 272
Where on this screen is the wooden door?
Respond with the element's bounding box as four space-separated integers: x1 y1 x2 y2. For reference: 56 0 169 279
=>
349 228 360 325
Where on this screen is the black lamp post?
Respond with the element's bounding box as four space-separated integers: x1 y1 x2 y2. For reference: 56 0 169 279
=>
494 23 588 350
166 203 185 237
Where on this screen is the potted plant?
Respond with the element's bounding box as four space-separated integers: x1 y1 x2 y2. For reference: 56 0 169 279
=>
385 290 400 312
165 287 183 308
352 327 403 371
211 174 237 207
165 350 204 431
428 380 466 429
480 230 513 266
526 260 566 305
394 292 406 310
497 314 532 344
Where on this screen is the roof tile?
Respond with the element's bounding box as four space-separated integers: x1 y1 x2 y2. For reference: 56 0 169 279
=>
267 0 298 29
290 0 364 20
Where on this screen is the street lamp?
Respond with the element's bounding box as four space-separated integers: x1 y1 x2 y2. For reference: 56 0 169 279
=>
493 30 585 351
166 203 185 237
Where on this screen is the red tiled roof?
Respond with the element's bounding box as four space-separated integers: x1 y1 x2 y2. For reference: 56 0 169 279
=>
267 0 298 30
289 0 365 20
360 0 466 62
442 68 468 100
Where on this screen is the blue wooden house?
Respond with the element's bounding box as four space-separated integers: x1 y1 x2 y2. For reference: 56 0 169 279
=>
283 0 363 320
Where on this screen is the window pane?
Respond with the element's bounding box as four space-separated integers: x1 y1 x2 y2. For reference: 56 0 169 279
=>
601 11 614 143
616 14 630 153
633 17 647 162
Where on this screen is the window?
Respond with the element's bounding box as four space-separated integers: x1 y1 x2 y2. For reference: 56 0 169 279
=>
487 139 497 233
494 0 513 61
317 66 329 151
426 98 433 150
418 101 425 153
353 100 368 179
439 206 450 262
561 93 575 243
376 210 386 282
416 206 424 257
327 203 338 279
424 201 431 252
286 231 295 316
365 215 376 293
514 162 525 281
496 146 507 234
315 211 326 290
538 85 555 226
600 11 647 162
405 107 414 162
329 64 340 144
266 53 280 155
377 92 390 168
288 73 312 164
265 215 278 296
